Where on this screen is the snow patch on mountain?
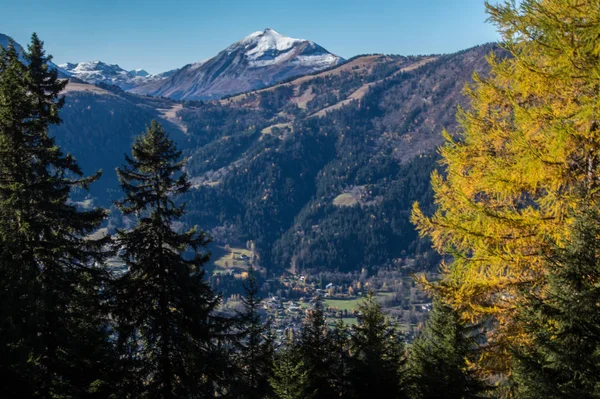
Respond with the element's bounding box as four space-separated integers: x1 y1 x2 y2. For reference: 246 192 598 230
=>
295 53 340 68
243 29 303 59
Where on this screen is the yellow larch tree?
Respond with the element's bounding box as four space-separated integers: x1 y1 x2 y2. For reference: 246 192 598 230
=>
412 0 600 376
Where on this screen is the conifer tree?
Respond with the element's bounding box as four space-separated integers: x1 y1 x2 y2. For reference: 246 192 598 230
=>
232 266 275 399
269 347 313 399
26 33 66 127
329 317 351 397
348 292 406 399
24 32 115 398
0 38 40 399
297 297 337 398
511 207 600 398
0 34 113 397
411 0 600 374
113 120 227 398
407 298 487 399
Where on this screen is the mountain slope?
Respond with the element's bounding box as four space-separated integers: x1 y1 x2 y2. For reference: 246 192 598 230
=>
53 81 190 202
130 28 344 100
0 31 503 276
0 33 26 56
178 45 497 272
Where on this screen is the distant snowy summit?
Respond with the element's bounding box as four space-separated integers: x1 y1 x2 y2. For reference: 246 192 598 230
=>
228 28 340 69
130 28 344 100
59 61 175 90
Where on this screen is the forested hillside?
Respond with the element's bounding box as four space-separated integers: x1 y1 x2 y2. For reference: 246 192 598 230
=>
54 83 189 201
52 44 496 273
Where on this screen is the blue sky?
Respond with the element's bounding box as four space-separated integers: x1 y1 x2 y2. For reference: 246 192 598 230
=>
2 0 500 74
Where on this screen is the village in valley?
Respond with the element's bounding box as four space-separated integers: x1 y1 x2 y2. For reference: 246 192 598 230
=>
211 243 435 344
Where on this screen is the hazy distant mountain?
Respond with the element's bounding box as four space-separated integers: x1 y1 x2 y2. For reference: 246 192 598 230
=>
59 61 175 90
0 33 68 77
0 33 26 56
129 28 344 100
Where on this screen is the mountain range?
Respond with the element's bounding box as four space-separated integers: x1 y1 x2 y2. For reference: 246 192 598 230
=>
0 30 498 274
58 61 177 90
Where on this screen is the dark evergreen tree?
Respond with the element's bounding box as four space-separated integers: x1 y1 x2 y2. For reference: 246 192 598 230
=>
407 297 487 399
0 34 113 398
25 32 116 399
0 37 40 399
25 33 66 128
348 292 406 399
231 266 275 399
113 120 227 398
297 296 337 398
511 207 600 399
329 317 351 397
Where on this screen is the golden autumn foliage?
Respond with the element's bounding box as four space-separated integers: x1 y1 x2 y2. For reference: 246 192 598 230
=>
412 0 600 376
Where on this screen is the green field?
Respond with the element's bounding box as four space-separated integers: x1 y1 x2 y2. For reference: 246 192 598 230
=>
325 298 362 311
211 246 253 274
334 319 412 332
327 317 358 326
324 292 394 312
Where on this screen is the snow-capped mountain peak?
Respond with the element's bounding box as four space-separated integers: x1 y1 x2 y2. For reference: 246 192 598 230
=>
131 28 344 100
2 29 342 100
224 28 342 69
234 28 303 58
62 60 121 74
